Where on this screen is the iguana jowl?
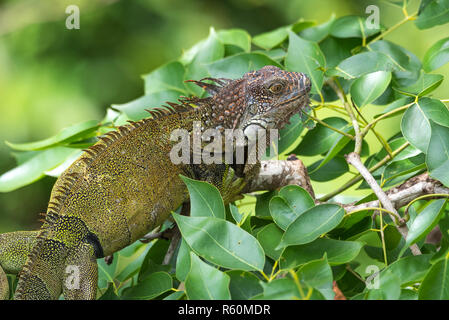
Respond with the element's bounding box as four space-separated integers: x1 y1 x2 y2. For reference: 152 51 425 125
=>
0 65 311 300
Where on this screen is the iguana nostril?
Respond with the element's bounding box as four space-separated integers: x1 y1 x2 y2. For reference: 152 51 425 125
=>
302 75 311 92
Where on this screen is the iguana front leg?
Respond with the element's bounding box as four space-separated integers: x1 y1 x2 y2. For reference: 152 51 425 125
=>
63 243 98 300
186 162 256 204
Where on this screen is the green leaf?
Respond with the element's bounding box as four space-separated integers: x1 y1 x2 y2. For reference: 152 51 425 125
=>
418 255 449 299
377 97 414 117
293 117 349 156
369 40 411 72
180 175 225 219
226 270 263 300
173 213 265 271
143 61 187 95
399 289 418 300
277 114 304 154
382 154 426 185
229 203 244 224
278 204 345 248
394 72 444 96
256 223 284 260
364 268 401 300
257 48 287 62
121 272 172 300
184 28 225 96
5 120 100 151
427 121 449 186
279 238 363 269
296 257 334 300
206 52 282 79
423 37 449 71
285 31 326 95
369 137 420 169
415 0 449 29
320 37 360 69
0 147 78 192
404 199 447 249
330 15 381 38
308 156 349 182
252 20 315 50
252 26 290 50
308 126 359 174
255 190 277 218
369 40 422 87
269 185 315 230
401 98 449 152
300 15 335 42
384 254 432 286
115 241 152 282
256 278 303 300
175 239 191 282
350 71 392 107
163 291 185 300
99 283 120 300
216 29 251 52
327 51 396 79
44 150 84 178
185 252 231 300
429 159 449 188
113 90 181 121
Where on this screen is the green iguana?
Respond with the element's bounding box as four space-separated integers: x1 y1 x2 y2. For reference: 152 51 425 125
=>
0 65 311 300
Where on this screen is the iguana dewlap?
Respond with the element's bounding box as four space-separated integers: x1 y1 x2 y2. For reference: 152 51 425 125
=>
0 66 311 299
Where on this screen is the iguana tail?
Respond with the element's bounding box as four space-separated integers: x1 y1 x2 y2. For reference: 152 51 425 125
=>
13 225 66 300
0 231 39 299
13 214 99 300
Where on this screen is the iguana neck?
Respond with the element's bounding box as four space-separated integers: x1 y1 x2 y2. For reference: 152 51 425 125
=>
195 78 246 132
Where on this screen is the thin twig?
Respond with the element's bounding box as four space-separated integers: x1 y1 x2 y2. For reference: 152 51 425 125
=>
305 111 355 139
328 79 363 154
345 152 421 255
361 102 414 137
365 11 417 47
162 202 190 265
319 141 410 201
162 227 181 265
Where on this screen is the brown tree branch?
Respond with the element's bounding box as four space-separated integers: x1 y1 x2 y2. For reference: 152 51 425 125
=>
245 156 315 198
344 173 448 213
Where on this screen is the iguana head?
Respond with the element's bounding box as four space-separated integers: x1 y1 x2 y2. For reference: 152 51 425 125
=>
194 65 311 139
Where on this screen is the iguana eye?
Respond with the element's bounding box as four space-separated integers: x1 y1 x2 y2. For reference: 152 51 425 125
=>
269 82 284 94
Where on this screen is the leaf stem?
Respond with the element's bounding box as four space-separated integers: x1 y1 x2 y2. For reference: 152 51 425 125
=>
346 206 402 224
379 211 388 266
403 194 449 220
361 102 414 137
260 270 270 282
289 269 306 299
328 79 363 154
305 111 355 139
365 11 418 47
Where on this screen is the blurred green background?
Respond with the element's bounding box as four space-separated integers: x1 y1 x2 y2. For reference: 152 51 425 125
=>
1 0 449 232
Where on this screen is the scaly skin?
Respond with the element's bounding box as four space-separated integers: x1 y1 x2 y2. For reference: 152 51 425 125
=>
0 66 311 299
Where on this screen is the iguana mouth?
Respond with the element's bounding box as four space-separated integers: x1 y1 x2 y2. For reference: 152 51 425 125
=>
273 89 311 131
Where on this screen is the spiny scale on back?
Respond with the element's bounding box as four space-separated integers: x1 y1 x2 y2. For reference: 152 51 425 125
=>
12 65 311 299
